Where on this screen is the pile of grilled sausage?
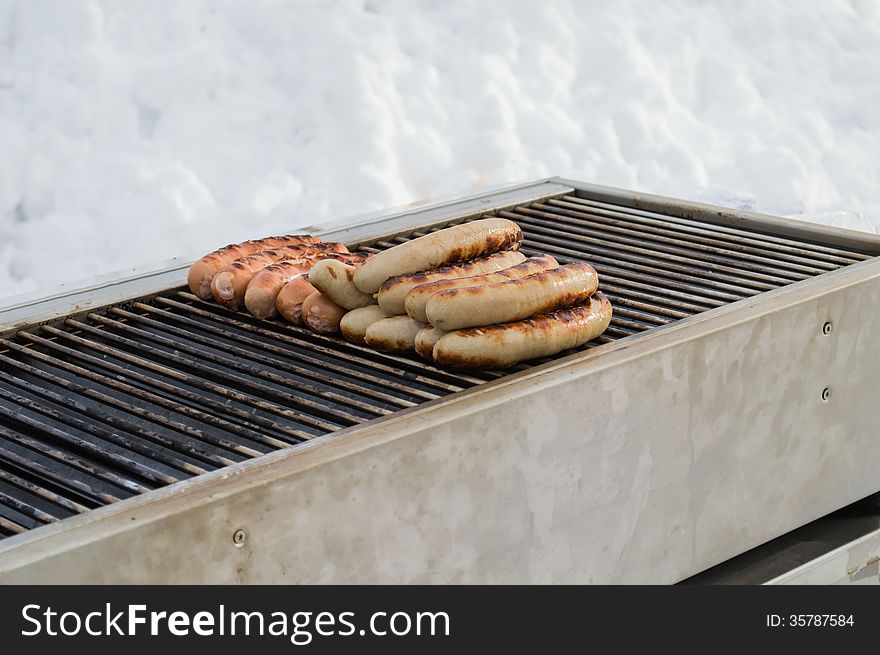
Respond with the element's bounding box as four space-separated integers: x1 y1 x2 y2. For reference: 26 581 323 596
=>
186 218 612 370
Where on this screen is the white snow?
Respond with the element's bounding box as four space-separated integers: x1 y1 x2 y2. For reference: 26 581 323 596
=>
1 0 879 300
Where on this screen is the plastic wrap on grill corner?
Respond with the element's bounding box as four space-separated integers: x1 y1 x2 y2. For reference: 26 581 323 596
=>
190 218 612 369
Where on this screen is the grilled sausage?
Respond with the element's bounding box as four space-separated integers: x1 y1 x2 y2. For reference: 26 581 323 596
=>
308 256 376 310
433 293 613 370
376 250 526 315
340 306 389 345
425 262 599 330
414 325 447 359
352 218 523 294
302 291 347 334
187 234 320 299
404 254 558 322
245 252 366 319
275 276 317 325
244 260 312 319
364 316 425 352
210 242 347 310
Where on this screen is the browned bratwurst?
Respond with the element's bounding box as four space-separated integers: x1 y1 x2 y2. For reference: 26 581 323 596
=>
210 242 347 310
302 292 347 334
275 276 317 325
187 234 320 299
432 293 613 370
244 251 367 319
352 217 523 294
376 250 526 315
404 254 558 322
425 262 599 330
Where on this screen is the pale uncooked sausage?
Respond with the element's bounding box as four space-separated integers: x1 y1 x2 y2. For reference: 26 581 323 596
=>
413 325 447 359
364 316 425 352
309 257 377 310
340 306 390 345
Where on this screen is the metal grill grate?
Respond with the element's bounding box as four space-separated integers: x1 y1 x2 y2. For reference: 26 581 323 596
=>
0 193 870 539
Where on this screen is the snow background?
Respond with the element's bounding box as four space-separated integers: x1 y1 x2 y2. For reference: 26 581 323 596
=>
1 0 879 301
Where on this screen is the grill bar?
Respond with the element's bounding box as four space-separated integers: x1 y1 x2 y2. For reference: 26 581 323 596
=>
0 439 119 507
0 191 870 541
509 210 808 285
499 224 779 293
167 293 492 390
0 486 60 525
535 200 837 275
0 467 89 515
121 304 418 409
598 274 723 310
85 312 393 419
0 376 202 479
558 196 871 263
0 416 163 493
150 298 447 400
0 337 274 459
0 514 27 536
50 321 362 431
0 424 149 498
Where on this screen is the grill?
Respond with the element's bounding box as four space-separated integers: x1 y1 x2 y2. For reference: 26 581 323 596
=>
1 178 879 584
0 192 869 541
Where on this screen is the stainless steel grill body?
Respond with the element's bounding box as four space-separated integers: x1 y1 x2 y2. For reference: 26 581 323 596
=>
0 178 878 583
